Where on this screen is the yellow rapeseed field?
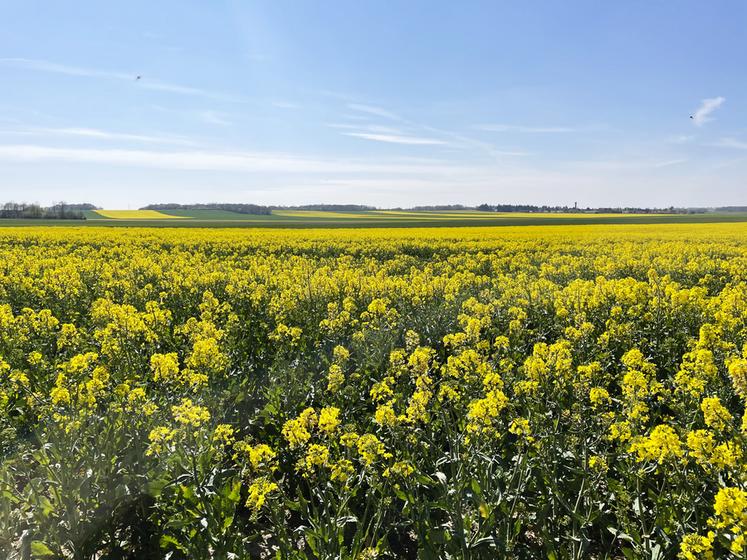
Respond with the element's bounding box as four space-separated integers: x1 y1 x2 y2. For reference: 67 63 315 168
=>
1 223 746 559
92 209 186 219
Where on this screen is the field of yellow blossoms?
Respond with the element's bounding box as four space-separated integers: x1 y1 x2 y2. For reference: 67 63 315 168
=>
1 223 747 559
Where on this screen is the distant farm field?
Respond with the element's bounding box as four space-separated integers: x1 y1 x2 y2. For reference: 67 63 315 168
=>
89 210 187 220
10 209 747 228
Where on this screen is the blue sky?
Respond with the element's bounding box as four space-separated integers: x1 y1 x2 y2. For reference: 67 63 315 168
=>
1 1 746 208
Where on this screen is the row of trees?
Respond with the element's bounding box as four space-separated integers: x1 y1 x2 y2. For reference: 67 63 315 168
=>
0 202 92 220
281 204 375 211
475 203 703 214
142 203 272 215
143 203 712 215
141 203 377 214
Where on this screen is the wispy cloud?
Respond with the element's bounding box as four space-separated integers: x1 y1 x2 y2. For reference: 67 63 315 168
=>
667 134 695 144
271 100 300 109
474 124 576 133
0 57 243 102
0 57 131 79
0 144 469 174
199 111 233 126
691 96 725 126
337 103 528 157
342 132 448 145
0 126 197 146
712 137 747 150
567 158 689 171
347 103 401 121
652 158 687 168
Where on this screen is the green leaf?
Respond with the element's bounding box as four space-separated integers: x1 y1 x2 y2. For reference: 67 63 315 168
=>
227 478 241 502
180 484 195 500
146 478 168 497
159 534 187 552
30 542 55 557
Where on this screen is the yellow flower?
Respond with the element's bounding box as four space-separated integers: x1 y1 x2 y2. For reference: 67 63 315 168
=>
327 364 345 392
701 397 733 431
407 346 435 377
712 487 747 531
299 444 329 476
727 357 747 398
357 433 388 466
186 336 228 374
213 424 235 446
282 418 311 449
629 425 684 464
171 398 211 427
234 442 277 471
370 378 394 402
330 459 355 483
374 403 398 427
509 417 534 443
588 455 608 473
438 384 460 403
298 407 318 429
687 430 715 467
404 330 420 351
679 532 714 560
514 380 539 396
27 351 42 366
383 460 416 479
150 352 180 383
146 426 175 456
589 387 610 408
405 387 431 424
246 477 278 513
50 386 71 407
340 432 360 448
608 421 632 442
271 323 303 344
466 389 508 435
9 370 29 389
318 407 341 435
710 441 742 470
332 345 350 365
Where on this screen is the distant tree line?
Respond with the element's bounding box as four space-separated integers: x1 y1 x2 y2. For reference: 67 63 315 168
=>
142 203 377 214
142 203 272 215
65 203 100 211
715 206 747 212
0 202 89 220
475 204 703 214
400 204 469 211
137 202 738 215
273 204 375 212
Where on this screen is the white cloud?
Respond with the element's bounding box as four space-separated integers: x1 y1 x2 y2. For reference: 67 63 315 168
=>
342 132 448 145
691 96 725 126
347 103 401 120
667 134 695 144
271 100 300 109
0 57 131 79
652 158 687 168
474 124 576 133
0 126 197 146
0 57 243 102
712 138 747 150
199 111 233 126
566 158 690 171
0 144 469 174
